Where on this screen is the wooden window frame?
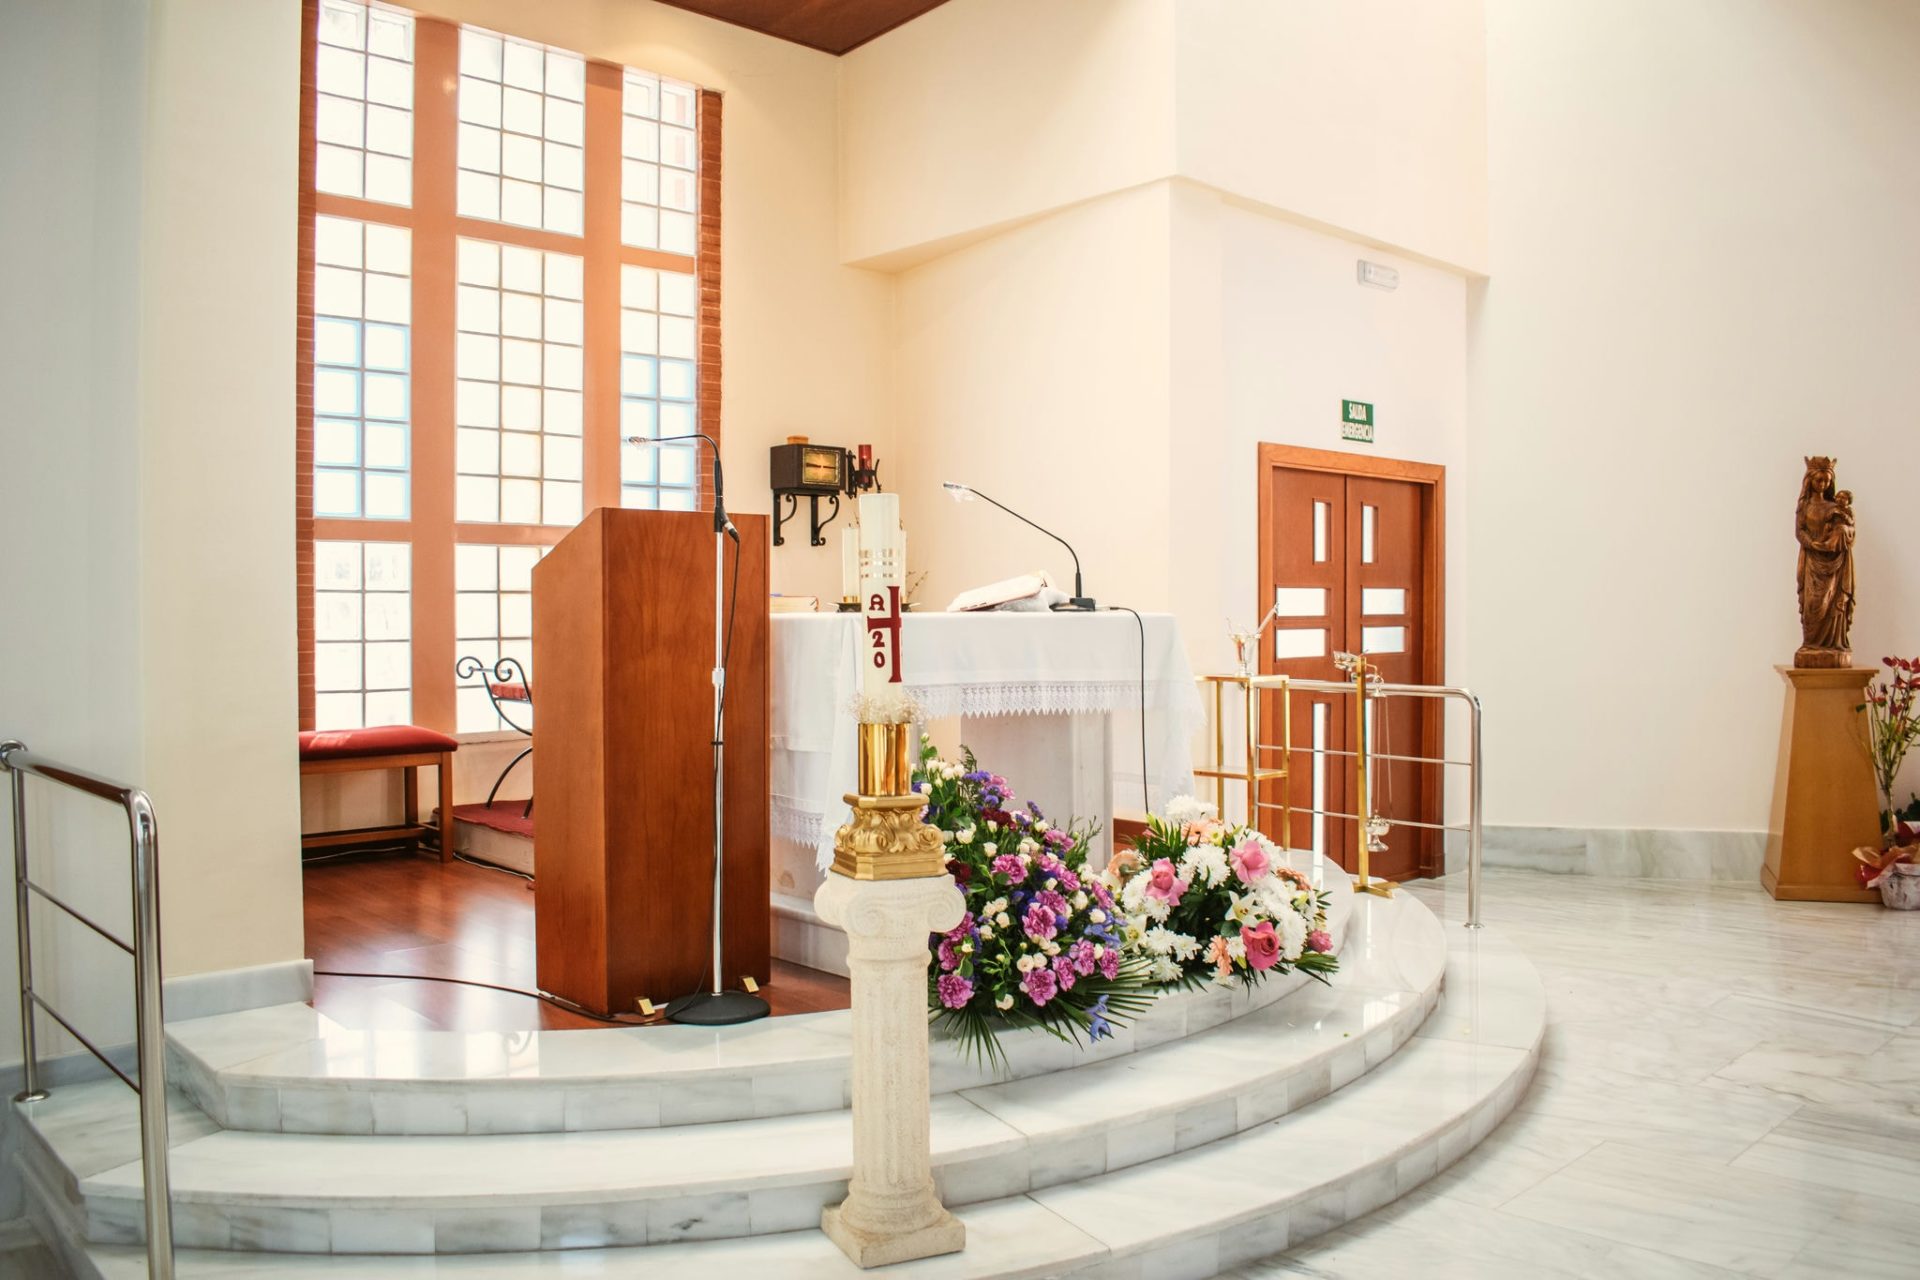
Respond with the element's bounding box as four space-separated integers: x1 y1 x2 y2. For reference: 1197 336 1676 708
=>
296 0 722 733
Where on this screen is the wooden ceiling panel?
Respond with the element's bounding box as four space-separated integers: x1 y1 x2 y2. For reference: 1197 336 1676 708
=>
653 0 952 56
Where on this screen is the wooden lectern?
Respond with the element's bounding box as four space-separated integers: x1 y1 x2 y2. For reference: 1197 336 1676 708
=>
532 507 771 1015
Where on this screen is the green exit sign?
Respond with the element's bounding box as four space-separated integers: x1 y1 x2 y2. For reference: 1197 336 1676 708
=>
1341 399 1374 443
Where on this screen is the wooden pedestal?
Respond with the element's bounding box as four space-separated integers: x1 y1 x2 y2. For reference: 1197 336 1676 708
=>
532 508 771 1015
1762 666 1880 903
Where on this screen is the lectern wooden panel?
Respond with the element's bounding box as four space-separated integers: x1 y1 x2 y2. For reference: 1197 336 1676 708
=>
532 507 771 1015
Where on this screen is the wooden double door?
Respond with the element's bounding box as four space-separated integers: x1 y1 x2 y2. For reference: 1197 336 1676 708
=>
1256 446 1444 882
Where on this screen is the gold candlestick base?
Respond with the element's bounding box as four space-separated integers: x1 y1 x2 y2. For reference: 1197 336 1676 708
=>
1353 876 1397 898
832 792 948 882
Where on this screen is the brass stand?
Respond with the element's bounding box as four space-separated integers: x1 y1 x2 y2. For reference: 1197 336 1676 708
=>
1195 674 1289 844
1340 653 1395 898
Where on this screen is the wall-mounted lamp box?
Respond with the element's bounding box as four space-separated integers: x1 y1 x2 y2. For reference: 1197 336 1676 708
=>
770 440 847 546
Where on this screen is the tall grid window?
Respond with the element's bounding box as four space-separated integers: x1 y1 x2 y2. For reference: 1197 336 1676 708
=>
300 0 716 735
454 544 544 732
314 215 412 519
457 30 587 235
618 264 699 510
314 0 414 205
621 71 699 253
454 239 586 526
314 541 412 729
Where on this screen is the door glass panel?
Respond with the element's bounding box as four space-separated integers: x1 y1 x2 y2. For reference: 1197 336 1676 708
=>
1273 587 1325 617
1361 587 1405 615
1362 625 1406 654
1313 501 1329 563
1273 628 1325 660
1362 504 1376 564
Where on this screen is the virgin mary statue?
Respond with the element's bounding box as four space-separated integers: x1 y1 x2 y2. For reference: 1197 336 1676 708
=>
1795 456 1855 666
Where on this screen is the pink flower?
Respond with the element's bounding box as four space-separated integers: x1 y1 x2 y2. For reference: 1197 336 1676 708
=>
1145 858 1188 908
936 938 959 971
992 854 1029 884
1229 837 1271 885
1098 947 1120 980
1021 966 1059 1006
1241 921 1280 972
1032 889 1070 920
937 973 973 1009
1023 903 1059 941
1306 929 1333 954
1052 955 1077 991
1068 939 1097 976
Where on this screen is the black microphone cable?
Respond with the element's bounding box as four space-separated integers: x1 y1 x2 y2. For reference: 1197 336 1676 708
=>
1105 605 1151 816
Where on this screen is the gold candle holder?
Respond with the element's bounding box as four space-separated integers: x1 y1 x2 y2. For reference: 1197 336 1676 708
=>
856 721 914 797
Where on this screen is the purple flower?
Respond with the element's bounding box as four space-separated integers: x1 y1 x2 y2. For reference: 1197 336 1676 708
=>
942 912 974 943
937 973 974 1009
1052 954 1077 991
1032 889 1070 921
1021 966 1059 1006
1023 903 1059 941
936 938 959 971
991 854 1029 884
1086 995 1113 1041
1091 882 1115 912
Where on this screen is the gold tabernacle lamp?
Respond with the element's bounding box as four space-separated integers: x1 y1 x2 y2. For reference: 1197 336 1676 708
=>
769 437 849 547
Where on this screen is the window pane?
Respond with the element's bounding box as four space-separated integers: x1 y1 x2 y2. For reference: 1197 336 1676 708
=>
314 2 413 206
312 542 410 730
311 216 411 522
620 266 700 509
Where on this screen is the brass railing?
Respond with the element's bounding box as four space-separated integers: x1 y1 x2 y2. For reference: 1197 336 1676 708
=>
1195 662 1485 928
1 740 174 1276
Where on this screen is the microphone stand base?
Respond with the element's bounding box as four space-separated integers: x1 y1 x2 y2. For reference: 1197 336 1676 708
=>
663 989 771 1026
1050 598 1098 612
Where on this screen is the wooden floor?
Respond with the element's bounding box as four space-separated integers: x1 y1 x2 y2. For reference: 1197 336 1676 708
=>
303 850 849 1031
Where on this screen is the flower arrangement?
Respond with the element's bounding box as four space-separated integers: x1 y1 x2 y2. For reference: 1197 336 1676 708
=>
916 740 1153 1066
1855 657 1920 899
1103 796 1338 990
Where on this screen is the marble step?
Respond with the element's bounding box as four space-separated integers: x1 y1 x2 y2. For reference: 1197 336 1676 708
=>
19 889 1435 1256
45 920 1544 1279
165 877 1357 1135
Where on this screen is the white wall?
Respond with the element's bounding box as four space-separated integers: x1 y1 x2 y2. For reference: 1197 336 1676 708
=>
0 0 307 1077
1175 0 1489 275
1471 0 1920 832
838 0 1176 270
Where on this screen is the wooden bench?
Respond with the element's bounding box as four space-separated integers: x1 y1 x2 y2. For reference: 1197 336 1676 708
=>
298 725 460 863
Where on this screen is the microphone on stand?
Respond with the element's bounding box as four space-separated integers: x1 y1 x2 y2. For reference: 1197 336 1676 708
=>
624 432 767 1026
942 481 1095 611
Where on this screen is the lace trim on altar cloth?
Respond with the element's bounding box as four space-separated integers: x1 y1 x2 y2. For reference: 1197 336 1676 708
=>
909 680 1201 722
772 795 828 847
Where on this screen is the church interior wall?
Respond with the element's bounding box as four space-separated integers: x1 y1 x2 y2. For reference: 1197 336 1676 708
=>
1469 0 1920 840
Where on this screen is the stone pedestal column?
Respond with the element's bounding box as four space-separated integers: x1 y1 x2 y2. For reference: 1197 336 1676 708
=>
816 793 966 1268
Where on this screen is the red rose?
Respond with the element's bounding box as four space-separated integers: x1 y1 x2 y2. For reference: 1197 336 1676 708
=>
1241 921 1281 971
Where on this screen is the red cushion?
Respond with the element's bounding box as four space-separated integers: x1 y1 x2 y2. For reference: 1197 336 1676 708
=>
299 725 460 762
488 682 531 703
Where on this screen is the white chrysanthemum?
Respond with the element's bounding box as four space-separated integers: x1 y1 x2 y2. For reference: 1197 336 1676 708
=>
1180 843 1230 888
1274 907 1307 961
1168 932 1200 962
1142 894 1172 924
1225 936 1248 961
1120 875 1148 913
1150 957 1182 984
1253 877 1294 918
1161 795 1217 828
1142 927 1177 956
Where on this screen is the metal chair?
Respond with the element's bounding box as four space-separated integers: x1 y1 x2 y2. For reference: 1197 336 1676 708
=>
455 655 534 818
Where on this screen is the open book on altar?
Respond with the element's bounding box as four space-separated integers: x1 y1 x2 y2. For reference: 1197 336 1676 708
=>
946 569 1066 613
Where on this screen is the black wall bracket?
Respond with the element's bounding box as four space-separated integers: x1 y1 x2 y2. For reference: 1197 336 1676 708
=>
774 491 842 547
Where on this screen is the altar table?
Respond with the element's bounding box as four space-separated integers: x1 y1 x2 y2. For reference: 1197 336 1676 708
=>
770 612 1201 870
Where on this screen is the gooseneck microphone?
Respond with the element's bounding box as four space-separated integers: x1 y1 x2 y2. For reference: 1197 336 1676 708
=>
942 481 1095 610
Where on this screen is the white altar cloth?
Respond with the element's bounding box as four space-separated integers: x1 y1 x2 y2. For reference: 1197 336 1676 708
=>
770 611 1201 868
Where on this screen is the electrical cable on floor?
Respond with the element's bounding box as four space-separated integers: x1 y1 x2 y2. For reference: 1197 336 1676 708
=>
1105 604 1152 816
311 969 658 1026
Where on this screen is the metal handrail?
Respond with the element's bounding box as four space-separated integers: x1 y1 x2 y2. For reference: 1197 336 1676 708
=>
1 740 174 1277
1198 673 1486 929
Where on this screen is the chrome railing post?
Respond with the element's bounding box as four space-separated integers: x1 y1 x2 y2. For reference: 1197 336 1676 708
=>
4 740 47 1103
1465 690 1484 930
126 790 174 1273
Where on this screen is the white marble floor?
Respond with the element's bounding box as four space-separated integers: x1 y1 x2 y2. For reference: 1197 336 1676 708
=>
1234 868 1920 1279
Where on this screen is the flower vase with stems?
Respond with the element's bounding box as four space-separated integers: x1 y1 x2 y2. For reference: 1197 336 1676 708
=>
1856 656 1920 907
